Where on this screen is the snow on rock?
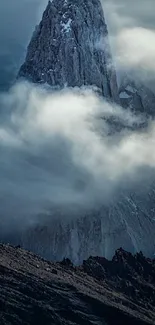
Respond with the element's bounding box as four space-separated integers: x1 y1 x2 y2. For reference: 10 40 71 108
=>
119 91 131 99
18 0 119 102
61 18 72 33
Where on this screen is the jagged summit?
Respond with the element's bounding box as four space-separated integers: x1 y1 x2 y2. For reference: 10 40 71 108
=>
18 0 119 101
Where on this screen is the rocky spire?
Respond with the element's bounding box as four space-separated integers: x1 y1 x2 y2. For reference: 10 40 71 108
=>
18 0 119 102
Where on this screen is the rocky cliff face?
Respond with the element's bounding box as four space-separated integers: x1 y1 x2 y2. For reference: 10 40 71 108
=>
18 0 119 101
9 186 155 264
119 76 155 116
0 244 155 325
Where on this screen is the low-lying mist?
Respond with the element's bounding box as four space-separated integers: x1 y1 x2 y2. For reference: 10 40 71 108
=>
0 81 155 234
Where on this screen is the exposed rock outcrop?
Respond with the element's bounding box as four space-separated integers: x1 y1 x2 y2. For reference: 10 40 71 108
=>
119 77 155 116
18 0 119 102
0 244 155 325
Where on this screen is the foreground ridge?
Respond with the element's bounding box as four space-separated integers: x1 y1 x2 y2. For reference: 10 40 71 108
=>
0 244 155 325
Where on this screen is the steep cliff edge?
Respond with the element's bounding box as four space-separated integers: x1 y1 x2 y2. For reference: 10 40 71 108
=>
18 0 119 102
0 244 155 325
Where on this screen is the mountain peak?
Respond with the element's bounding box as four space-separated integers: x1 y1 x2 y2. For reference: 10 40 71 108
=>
18 0 119 101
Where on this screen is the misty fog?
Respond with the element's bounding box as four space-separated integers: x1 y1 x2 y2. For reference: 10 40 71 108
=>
0 81 155 233
0 0 155 253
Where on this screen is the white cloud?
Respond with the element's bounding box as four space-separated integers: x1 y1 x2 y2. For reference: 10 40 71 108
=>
115 27 155 72
100 1 155 83
0 81 155 225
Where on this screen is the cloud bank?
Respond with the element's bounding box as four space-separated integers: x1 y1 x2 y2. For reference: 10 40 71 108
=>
102 0 155 83
0 82 155 233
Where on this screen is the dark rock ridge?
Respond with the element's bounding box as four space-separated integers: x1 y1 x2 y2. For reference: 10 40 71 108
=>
18 0 119 102
0 244 155 325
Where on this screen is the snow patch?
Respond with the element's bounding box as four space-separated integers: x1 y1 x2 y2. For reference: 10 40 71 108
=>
119 91 131 99
61 18 72 33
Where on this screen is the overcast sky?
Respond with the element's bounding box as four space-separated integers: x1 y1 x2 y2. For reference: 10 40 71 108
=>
104 0 155 31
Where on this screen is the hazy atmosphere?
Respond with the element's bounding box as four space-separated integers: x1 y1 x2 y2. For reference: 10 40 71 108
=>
0 0 155 256
0 2 155 324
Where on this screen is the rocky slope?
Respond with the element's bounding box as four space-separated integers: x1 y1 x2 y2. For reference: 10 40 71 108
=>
0 244 155 325
18 0 119 101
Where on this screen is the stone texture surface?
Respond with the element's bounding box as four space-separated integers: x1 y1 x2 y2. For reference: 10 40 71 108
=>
9 186 155 264
18 0 119 102
119 77 155 116
0 244 155 325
